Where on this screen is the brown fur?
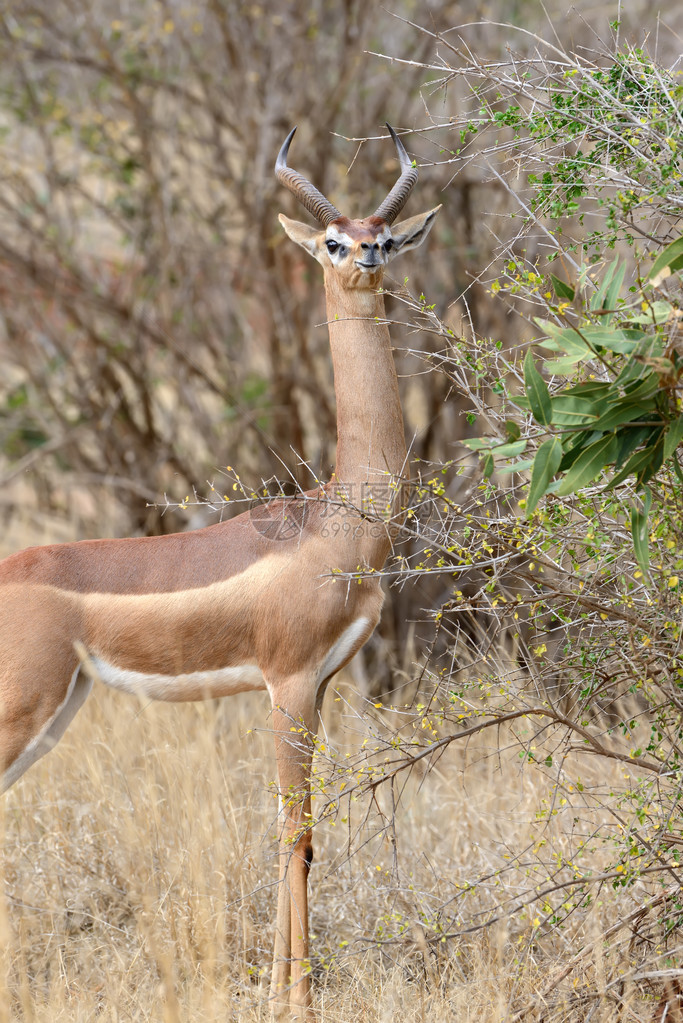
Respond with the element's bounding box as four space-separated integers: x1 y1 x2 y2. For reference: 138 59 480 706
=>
2 182 439 1020
330 214 386 239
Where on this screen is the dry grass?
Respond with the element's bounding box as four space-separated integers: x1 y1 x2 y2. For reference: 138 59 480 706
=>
0 675 662 1022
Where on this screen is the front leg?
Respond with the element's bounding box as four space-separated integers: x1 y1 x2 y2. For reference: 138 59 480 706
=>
269 681 317 1021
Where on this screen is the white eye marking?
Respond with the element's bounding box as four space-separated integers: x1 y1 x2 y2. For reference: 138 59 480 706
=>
324 229 350 262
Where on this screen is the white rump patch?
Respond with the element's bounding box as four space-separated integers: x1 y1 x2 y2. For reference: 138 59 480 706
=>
88 656 265 702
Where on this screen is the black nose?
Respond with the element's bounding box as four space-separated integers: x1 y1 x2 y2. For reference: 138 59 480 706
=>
361 242 379 251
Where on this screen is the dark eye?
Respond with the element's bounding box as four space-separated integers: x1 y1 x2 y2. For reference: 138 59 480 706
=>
384 238 394 252
326 240 339 253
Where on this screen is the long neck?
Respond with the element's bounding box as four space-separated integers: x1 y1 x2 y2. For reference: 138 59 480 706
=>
324 275 407 493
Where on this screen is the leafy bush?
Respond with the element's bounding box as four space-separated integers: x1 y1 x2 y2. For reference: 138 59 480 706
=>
351 27 683 1016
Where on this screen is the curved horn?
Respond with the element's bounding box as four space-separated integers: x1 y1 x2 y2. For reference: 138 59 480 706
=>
373 123 418 225
275 127 341 226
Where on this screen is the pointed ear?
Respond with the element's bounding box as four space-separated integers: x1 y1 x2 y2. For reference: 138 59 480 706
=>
278 214 323 257
388 205 441 259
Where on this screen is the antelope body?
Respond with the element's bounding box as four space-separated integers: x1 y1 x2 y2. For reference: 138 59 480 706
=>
0 124 440 1019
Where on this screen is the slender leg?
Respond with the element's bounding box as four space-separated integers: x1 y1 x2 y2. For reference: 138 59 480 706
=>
1 591 89 793
268 680 317 1020
1 667 92 793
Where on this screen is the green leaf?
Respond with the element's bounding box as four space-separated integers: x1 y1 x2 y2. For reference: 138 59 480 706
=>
614 426 654 469
564 382 611 398
604 262 626 319
535 325 589 356
504 420 521 442
615 339 663 387
664 417 683 459
550 394 602 426
590 257 624 321
537 324 645 359
608 444 658 489
639 436 664 485
556 434 618 495
624 300 675 325
597 258 626 322
482 452 494 478
511 394 531 411
497 459 534 475
647 234 683 286
558 430 603 472
460 437 493 451
622 373 660 401
524 351 552 426
527 437 563 514
590 399 658 432
574 326 644 353
543 354 592 374
629 497 650 581
490 439 528 458
549 273 575 301
533 317 567 340
631 486 651 576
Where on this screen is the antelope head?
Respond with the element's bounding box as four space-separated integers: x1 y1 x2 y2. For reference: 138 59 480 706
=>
276 124 440 289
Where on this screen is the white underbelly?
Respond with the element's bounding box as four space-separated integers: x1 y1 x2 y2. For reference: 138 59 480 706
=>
89 656 266 702
87 616 374 703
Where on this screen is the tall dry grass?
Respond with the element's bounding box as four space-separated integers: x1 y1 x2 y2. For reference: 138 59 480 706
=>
1 674 656 1021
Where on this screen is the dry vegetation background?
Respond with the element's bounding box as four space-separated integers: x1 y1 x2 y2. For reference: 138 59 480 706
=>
2 1 683 1020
